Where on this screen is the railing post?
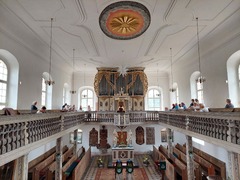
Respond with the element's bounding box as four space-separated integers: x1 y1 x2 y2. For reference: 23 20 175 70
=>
186 116 189 131
227 120 236 143
60 115 64 131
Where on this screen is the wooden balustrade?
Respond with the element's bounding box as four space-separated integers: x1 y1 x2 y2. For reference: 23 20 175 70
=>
1 110 240 167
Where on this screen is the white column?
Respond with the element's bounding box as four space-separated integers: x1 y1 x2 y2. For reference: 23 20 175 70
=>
186 135 194 180
13 154 28 180
167 128 173 157
74 129 78 155
55 137 63 180
228 151 240 180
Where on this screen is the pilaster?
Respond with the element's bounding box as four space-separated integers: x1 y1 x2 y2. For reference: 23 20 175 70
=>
55 137 63 180
186 135 194 180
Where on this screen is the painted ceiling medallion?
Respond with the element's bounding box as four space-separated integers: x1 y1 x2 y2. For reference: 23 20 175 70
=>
99 1 151 40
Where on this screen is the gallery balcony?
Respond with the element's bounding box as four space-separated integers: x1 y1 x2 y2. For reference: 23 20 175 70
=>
0 110 239 166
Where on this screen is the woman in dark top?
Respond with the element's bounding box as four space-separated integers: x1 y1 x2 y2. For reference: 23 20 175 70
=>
31 101 38 113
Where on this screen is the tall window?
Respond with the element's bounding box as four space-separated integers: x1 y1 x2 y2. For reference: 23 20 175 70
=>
176 87 179 104
81 89 94 111
41 78 47 106
239 65 240 93
0 60 8 109
147 89 161 111
196 77 204 103
63 87 66 104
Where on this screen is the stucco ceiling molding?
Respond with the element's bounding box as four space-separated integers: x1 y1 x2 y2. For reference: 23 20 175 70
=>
75 0 87 24
144 25 170 56
78 25 100 56
17 0 65 21
185 0 234 21
164 0 177 22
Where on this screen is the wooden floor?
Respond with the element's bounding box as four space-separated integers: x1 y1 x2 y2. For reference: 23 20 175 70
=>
82 154 162 180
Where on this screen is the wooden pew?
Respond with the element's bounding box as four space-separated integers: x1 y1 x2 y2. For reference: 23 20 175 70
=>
176 143 215 177
183 144 226 180
208 108 234 112
153 146 176 180
32 146 68 180
46 146 75 179
62 147 85 180
173 147 202 180
28 146 57 179
159 145 188 180
72 147 90 180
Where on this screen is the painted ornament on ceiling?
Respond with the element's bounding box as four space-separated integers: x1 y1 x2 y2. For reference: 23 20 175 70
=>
99 1 151 40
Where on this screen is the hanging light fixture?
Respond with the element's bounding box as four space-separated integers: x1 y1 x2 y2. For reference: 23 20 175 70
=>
169 48 176 92
195 17 206 83
45 18 55 86
70 49 76 94
82 64 87 98
156 63 161 96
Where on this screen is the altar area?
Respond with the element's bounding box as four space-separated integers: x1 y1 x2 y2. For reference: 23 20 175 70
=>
111 129 134 163
112 146 134 163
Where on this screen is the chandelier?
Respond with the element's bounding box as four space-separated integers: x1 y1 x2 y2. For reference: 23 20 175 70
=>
195 17 206 83
45 18 55 86
169 48 176 92
70 49 76 94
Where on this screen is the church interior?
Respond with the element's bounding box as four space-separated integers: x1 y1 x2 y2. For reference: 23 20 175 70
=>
0 0 240 179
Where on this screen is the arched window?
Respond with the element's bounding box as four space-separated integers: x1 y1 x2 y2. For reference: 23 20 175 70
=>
63 83 70 105
239 65 240 95
42 72 53 109
0 60 8 109
226 50 240 107
146 89 161 111
81 89 94 111
41 78 47 106
196 77 204 103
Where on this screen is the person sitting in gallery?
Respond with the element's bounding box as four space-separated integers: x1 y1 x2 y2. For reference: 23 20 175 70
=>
199 103 209 112
31 101 38 113
225 98 234 108
37 106 47 113
62 103 67 110
181 102 187 110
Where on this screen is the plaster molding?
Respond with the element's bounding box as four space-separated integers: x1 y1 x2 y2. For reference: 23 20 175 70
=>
75 0 87 24
164 0 177 22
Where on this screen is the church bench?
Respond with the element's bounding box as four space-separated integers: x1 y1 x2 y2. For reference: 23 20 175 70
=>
62 146 85 180
159 145 188 180
46 146 74 179
31 146 68 180
153 146 176 180
72 147 91 180
65 148 86 178
28 146 57 179
173 147 202 180
208 108 234 112
183 144 226 180
176 144 215 177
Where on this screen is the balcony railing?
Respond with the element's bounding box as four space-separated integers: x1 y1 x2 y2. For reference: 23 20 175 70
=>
0 110 239 166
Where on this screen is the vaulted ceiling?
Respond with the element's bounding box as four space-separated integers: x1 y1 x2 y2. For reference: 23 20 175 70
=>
1 0 239 75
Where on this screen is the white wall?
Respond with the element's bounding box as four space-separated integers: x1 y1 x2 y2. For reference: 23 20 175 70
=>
80 124 186 154
0 4 72 110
